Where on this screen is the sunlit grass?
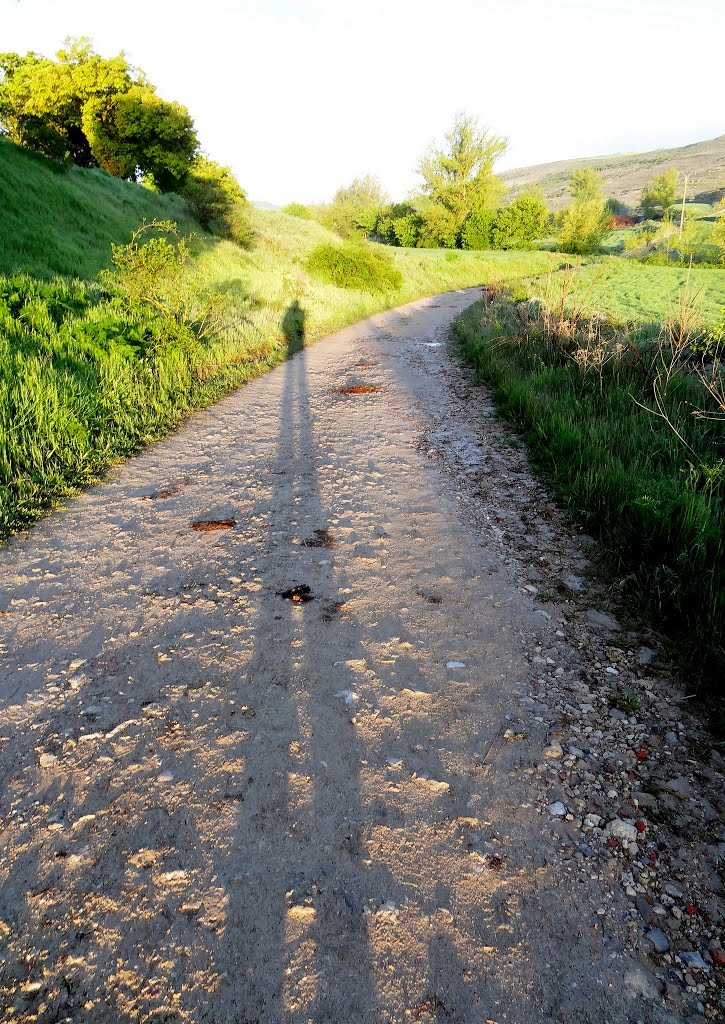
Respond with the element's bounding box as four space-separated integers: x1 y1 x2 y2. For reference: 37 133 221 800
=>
533 257 725 325
454 297 725 692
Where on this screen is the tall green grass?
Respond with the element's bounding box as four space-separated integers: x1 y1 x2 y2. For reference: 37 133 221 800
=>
453 297 725 689
0 138 197 279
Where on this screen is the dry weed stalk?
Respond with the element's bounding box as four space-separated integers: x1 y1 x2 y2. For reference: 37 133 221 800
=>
632 268 708 456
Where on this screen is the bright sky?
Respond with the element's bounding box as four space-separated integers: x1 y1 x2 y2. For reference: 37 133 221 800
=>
2 0 724 204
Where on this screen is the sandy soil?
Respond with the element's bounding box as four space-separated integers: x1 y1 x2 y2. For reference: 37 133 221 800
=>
0 291 708 1022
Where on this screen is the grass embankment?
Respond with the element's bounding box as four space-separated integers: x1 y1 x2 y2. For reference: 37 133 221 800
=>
0 138 198 279
0 138 557 536
453 294 724 694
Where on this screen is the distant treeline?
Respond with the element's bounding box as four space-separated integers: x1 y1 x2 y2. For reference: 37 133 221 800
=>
282 115 553 252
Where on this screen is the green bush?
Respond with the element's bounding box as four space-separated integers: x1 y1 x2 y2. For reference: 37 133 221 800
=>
461 209 494 250
306 241 402 292
281 203 313 219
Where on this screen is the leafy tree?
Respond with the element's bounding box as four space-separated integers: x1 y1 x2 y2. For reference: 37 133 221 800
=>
641 168 678 220
460 209 494 250
416 113 507 247
321 175 388 237
376 202 424 248
179 155 246 235
558 169 609 254
461 191 549 251
0 39 132 165
489 191 549 249
390 211 424 248
569 168 603 203
83 85 197 191
0 38 198 191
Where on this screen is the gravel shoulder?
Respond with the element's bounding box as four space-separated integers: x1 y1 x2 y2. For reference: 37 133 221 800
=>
0 289 722 1023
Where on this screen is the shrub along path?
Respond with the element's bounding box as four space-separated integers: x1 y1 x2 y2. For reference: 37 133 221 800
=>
0 291 722 1022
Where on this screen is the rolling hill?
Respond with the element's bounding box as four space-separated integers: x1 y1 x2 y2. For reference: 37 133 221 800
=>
501 134 725 210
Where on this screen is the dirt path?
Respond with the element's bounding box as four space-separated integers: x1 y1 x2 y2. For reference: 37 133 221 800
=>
0 291 722 1023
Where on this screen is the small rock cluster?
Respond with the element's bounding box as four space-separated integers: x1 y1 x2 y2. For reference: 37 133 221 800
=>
525 619 725 1021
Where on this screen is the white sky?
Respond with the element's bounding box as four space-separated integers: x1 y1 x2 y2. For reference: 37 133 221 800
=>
2 0 724 204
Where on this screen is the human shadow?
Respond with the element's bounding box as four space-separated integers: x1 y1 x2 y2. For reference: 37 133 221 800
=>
201 330 395 1022
282 300 306 356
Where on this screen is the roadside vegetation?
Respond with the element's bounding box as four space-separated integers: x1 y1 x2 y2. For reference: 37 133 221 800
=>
453 280 725 693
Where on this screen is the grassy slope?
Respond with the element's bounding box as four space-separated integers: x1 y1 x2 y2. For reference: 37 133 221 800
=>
0 139 557 536
0 139 198 279
192 211 557 350
501 134 725 210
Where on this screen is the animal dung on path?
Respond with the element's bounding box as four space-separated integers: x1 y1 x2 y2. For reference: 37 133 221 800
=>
300 528 335 548
334 385 379 395
278 584 314 603
191 518 237 531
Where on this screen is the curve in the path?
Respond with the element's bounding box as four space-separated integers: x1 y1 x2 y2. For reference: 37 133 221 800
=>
0 291 676 1023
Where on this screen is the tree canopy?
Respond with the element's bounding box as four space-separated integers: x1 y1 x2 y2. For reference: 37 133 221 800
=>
321 175 388 237
558 168 610 254
180 155 249 244
416 113 508 247
640 168 678 220
0 38 198 191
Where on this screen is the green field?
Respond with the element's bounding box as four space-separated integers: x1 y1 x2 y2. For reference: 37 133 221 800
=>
536 257 725 325
0 138 557 537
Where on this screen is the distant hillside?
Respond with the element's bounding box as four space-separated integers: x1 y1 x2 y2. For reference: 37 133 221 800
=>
501 135 725 211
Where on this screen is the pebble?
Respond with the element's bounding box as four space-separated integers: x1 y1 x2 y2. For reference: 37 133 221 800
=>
543 741 563 759
606 820 638 843
635 896 656 925
549 802 567 817
644 927 670 953
446 661 465 669
38 752 58 768
662 777 693 800
334 690 360 706
78 732 102 743
586 609 620 631
679 952 709 970
624 967 664 999
80 705 103 717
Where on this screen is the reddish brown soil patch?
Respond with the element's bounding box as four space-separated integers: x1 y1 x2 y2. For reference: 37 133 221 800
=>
191 518 237 532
